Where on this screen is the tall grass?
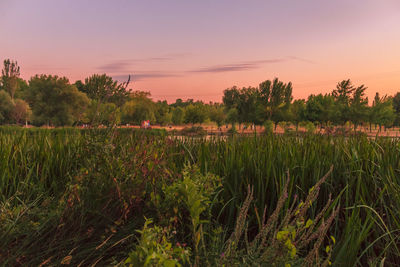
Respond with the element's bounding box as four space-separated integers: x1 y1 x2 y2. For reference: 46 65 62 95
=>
179 134 400 264
0 128 399 265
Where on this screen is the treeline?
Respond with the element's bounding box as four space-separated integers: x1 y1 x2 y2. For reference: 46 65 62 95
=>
1 59 400 130
223 79 400 132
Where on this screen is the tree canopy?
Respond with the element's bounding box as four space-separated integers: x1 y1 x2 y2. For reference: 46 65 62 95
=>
25 75 89 126
1 58 400 131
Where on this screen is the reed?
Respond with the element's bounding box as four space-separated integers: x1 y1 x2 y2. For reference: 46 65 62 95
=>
0 128 399 265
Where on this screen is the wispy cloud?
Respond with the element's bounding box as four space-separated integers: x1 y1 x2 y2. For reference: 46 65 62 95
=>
105 55 314 81
188 57 312 73
98 61 131 73
113 71 179 82
288 56 316 64
98 53 188 73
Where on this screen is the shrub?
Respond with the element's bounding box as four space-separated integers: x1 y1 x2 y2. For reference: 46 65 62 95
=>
301 121 316 134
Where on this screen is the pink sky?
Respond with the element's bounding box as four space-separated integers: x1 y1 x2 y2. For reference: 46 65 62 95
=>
1 0 400 103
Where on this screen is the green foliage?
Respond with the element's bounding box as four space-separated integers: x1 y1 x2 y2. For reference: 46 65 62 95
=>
209 105 226 127
305 94 337 125
370 93 395 130
1 59 20 99
125 219 190 267
86 100 121 126
122 99 155 125
278 121 292 134
82 74 130 107
0 91 14 124
11 99 31 124
348 84 369 130
164 165 221 264
25 75 89 126
223 79 293 126
260 78 293 121
226 108 239 127
184 104 207 125
171 107 185 125
300 121 316 133
263 119 274 134
154 100 171 125
0 130 400 265
290 99 306 128
332 79 355 106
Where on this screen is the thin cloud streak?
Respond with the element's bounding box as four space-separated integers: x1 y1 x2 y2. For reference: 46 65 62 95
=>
288 56 316 64
98 53 189 73
113 71 180 82
189 57 313 73
108 56 315 81
189 59 285 73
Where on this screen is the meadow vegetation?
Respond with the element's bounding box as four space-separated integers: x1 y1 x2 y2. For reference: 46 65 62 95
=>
0 127 399 266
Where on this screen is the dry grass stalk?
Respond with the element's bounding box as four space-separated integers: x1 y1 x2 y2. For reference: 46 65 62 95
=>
221 166 339 266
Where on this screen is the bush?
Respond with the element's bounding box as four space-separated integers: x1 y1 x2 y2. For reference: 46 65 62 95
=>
301 121 316 134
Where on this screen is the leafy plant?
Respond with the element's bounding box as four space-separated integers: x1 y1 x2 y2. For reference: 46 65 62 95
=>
125 218 190 267
163 165 221 265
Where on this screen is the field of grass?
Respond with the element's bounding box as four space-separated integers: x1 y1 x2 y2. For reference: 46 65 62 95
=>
0 127 399 266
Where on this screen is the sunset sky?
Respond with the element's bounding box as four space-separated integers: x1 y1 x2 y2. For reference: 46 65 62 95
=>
1 0 400 102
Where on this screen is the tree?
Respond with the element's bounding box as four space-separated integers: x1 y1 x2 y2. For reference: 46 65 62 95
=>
222 86 240 111
1 59 20 99
237 87 264 125
121 91 156 125
14 78 29 100
209 105 226 127
332 79 356 124
0 90 14 124
332 79 355 105
122 100 155 125
392 92 400 126
171 107 185 125
348 85 369 130
290 99 306 130
82 74 131 125
25 75 89 126
226 108 239 128
83 74 130 106
86 101 121 126
305 94 336 127
155 100 171 125
11 99 31 125
170 98 194 108
74 80 85 93
370 93 395 132
259 78 293 126
184 104 207 125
